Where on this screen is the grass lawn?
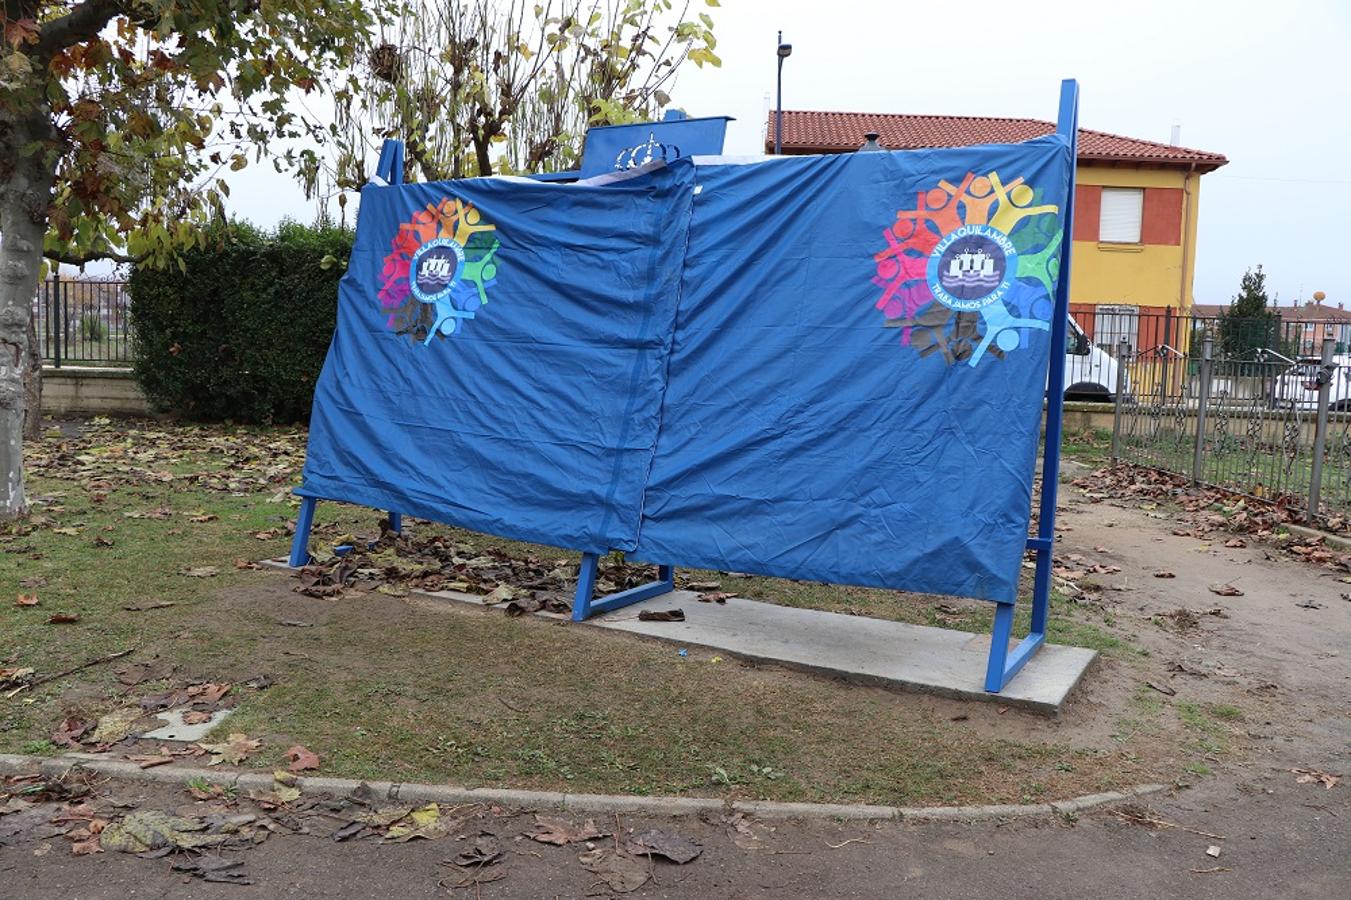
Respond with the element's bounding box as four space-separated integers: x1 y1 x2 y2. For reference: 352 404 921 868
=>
1 420 1169 807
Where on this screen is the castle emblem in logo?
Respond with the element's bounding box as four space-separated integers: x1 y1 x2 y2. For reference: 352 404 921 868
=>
872 171 1062 366
379 198 499 346
409 238 465 303
928 225 1018 312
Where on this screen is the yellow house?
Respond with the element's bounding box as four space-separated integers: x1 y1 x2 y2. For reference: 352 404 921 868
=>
768 110 1227 353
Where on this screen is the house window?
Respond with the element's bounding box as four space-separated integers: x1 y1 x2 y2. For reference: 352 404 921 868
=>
1099 188 1144 243
1094 305 1139 356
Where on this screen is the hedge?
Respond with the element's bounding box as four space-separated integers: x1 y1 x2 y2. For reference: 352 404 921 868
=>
128 221 352 422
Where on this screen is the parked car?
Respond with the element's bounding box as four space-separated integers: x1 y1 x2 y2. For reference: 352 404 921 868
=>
1060 317 1128 402
1274 355 1351 411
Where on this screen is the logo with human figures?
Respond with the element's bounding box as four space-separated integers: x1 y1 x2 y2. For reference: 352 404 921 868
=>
872 171 1062 366
379 198 500 346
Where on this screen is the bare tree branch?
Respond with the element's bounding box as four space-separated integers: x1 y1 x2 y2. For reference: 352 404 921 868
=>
35 0 125 59
46 247 145 266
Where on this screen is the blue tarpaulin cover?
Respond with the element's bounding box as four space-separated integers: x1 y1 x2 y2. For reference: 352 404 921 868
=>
300 135 1072 601
300 163 694 553
632 138 1072 600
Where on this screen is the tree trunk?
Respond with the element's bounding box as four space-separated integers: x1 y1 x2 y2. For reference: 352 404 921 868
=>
22 314 41 440
0 106 57 518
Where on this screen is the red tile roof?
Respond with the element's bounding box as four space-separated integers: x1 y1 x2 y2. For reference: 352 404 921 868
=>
766 111 1228 172
1192 302 1351 321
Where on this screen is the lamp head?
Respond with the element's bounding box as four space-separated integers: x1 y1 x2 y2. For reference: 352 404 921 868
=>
777 42 792 58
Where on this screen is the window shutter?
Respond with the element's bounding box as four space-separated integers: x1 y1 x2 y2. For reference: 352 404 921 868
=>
1098 188 1144 243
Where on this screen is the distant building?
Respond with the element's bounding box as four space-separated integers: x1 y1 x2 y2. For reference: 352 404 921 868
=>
767 110 1227 353
1193 299 1351 356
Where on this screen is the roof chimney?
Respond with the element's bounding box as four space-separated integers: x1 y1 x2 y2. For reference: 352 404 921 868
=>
858 132 883 152
1169 124 1181 146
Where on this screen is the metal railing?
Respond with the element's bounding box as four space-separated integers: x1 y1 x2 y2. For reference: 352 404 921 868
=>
32 275 133 367
1104 309 1351 522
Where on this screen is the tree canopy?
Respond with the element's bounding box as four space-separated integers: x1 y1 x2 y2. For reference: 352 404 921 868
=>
317 0 721 191
1 0 376 269
0 0 377 517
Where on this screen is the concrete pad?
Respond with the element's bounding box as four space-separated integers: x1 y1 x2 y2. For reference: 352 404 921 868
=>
142 708 233 742
588 592 1096 716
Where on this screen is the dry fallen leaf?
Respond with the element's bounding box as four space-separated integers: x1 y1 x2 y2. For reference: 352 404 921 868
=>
51 715 92 748
199 733 262 766
16 593 39 607
90 708 144 744
70 835 103 856
285 745 320 773
577 847 649 893
1153 571 1176 579
47 613 81 625
1291 768 1341 789
182 566 219 578
189 682 230 704
526 815 608 846
1208 583 1244 597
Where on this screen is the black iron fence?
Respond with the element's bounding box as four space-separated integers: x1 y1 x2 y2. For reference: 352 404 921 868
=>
32 276 133 367
1097 308 1351 522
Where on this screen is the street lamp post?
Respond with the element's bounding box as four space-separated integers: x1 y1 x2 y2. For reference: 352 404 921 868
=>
775 31 792 155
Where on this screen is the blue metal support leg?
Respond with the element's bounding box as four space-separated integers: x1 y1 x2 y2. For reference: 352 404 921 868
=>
288 496 317 567
572 552 600 621
572 553 676 622
984 78 1080 693
388 512 402 535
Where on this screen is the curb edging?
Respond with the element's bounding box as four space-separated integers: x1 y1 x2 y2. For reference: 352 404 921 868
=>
0 753 1166 822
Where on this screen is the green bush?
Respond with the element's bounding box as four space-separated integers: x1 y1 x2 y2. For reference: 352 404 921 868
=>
128 220 352 422
78 313 106 342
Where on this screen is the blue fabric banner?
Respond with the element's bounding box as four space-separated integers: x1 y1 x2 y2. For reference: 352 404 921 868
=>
300 135 1072 601
299 163 694 553
630 138 1073 600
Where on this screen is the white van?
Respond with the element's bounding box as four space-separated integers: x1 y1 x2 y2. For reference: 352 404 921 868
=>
1274 355 1351 411
1060 317 1127 402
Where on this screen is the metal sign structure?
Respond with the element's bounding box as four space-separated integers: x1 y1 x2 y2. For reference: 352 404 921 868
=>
288 82 1080 694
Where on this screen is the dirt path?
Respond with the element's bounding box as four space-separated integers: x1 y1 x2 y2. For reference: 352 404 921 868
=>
1 763 1346 898
1055 484 1351 763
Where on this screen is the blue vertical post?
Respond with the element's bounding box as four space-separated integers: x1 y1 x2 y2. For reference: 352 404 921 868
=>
985 79 1079 692
289 496 318 567
375 139 404 185
388 512 402 535
1035 79 1079 633
572 552 600 621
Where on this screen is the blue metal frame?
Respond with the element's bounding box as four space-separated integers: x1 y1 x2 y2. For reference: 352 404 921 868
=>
286 491 402 568
571 553 675 621
983 79 1080 692
290 100 1080 691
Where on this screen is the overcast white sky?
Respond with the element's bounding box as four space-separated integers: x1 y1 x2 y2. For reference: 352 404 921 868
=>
218 0 1350 307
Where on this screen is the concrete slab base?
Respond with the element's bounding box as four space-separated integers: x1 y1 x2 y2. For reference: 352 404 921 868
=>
261 558 1094 715
588 591 1096 716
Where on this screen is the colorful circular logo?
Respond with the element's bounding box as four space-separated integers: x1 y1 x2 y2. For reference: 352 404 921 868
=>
378 198 499 347
871 169 1063 367
926 225 1017 312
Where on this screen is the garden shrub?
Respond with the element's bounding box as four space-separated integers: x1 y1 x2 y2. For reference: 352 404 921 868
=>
78 313 106 342
128 220 352 422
